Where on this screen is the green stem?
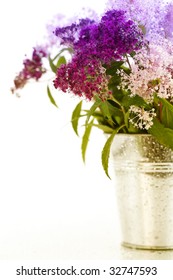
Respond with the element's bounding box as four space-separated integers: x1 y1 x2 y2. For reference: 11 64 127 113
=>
110 96 127 128
159 101 163 122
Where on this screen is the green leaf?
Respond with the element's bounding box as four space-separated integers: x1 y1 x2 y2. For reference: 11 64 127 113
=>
111 87 126 102
108 74 121 86
56 56 66 68
71 101 83 136
102 125 125 179
160 98 173 129
107 100 124 125
92 124 114 133
52 47 73 62
160 98 173 113
48 55 57 73
148 118 173 150
120 64 131 75
49 48 73 73
85 98 102 124
99 100 112 121
47 86 58 108
122 94 148 108
105 61 124 75
124 110 141 133
124 111 129 128
81 119 94 162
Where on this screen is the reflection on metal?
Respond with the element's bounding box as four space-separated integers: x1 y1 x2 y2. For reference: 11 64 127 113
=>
111 134 173 250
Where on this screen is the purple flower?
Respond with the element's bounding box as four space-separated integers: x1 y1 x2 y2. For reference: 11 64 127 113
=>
54 18 95 46
53 9 143 100
12 47 47 93
23 48 47 79
162 3 173 39
54 9 143 63
99 10 143 61
53 55 111 100
106 0 173 41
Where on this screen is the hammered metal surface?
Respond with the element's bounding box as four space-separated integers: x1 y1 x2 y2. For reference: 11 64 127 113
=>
111 134 173 249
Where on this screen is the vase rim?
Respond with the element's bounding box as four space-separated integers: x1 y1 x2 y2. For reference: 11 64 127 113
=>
111 133 152 136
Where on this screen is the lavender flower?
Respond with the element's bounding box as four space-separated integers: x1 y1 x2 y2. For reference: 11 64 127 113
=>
162 3 173 39
106 0 171 41
54 18 95 46
54 9 143 61
53 9 143 100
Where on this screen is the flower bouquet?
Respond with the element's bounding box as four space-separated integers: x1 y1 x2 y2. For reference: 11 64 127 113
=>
12 0 173 178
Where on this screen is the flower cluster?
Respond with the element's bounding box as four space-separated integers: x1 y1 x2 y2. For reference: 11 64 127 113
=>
129 106 156 130
12 47 47 93
11 0 173 176
120 42 173 103
53 9 143 100
53 59 111 100
72 10 143 63
106 0 173 40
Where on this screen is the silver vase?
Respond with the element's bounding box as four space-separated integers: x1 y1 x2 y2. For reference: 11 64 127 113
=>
110 134 173 250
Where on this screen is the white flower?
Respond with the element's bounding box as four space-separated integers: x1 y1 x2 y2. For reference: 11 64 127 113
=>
120 42 173 103
129 106 156 130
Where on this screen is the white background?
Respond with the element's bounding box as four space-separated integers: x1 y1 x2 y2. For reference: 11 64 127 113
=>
0 0 173 261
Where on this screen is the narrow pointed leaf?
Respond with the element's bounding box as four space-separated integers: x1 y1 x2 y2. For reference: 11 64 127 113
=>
148 118 173 150
86 99 102 124
160 98 173 129
47 86 58 108
102 125 125 178
71 101 83 135
56 56 66 68
48 56 57 73
122 94 148 108
99 100 112 120
92 124 114 133
81 119 94 162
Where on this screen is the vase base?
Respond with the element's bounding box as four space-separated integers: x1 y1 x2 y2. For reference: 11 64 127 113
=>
122 242 173 251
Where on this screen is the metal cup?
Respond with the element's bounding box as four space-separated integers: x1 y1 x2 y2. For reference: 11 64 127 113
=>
111 134 173 250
